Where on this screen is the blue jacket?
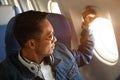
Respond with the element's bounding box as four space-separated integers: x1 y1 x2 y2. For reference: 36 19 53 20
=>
0 29 94 80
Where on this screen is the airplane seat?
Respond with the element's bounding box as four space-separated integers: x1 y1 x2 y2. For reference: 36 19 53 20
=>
0 5 20 63
5 17 20 57
47 13 72 50
5 12 72 59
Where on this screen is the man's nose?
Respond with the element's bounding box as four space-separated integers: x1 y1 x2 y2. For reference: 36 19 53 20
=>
52 36 57 43
53 36 57 43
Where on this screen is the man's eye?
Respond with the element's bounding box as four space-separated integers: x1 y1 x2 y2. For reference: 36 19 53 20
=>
47 35 53 40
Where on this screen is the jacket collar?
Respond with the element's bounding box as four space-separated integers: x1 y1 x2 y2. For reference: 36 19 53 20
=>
8 54 36 79
9 53 61 79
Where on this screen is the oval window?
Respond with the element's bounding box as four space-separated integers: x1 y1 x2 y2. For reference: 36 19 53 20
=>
48 0 61 14
90 17 119 65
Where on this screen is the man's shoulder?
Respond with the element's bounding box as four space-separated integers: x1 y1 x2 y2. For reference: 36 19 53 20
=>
54 42 71 55
0 59 9 67
0 58 18 73
0 58 12 70
0 58 24 80
53 42 75 61
55 42 67 50
0 59 12 77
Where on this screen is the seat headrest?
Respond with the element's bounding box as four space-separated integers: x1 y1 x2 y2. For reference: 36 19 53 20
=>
5 17 20 55
5 12 72 56
0 5 20 62
47 13 72 49
0 5 19 25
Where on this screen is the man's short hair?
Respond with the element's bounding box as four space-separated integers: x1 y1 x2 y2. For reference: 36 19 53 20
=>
13 11 48 47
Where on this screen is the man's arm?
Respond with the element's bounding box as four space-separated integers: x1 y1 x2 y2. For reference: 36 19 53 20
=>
72 26 94 67
72 6 96 67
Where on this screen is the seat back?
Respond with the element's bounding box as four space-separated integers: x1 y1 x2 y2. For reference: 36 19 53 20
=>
5 17 20 56
47 13 72 49
5 12 72 57
0 5 19 62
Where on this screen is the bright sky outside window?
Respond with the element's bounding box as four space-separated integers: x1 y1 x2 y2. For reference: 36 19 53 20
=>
90 17 119 65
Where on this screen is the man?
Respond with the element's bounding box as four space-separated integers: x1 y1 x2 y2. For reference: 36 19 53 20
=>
0 11 94 80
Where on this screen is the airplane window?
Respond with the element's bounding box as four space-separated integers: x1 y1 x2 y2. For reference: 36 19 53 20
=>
90 17 119 65
1 0 22 13
27 0 34 10
28 0 41 11
48 0 61 14
13 0 22 13
0 0 9 5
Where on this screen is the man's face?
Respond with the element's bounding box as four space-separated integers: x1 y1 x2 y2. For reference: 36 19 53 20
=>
34 19 57 57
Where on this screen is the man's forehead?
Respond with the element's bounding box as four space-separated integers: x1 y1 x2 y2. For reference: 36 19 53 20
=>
39 19 53 35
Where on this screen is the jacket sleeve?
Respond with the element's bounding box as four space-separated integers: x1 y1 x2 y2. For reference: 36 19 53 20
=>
71 27 94 67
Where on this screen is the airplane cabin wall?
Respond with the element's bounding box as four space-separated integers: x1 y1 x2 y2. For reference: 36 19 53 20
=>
56 0 120 80
36 0 48 12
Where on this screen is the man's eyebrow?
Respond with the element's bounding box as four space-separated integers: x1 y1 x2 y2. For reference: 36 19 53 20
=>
47 31 54 35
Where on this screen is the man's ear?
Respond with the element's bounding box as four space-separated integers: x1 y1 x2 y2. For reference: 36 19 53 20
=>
26 39 36 49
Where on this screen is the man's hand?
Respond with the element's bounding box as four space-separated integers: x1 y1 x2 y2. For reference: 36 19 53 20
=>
82 6 97 27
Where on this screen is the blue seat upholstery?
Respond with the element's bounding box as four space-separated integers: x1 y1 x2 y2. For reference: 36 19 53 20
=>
0 5 20 62
47 13 72 49
5 17 20 56
0 25 6 63
5 12 73 57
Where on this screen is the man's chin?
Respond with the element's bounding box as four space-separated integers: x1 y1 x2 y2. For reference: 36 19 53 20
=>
44 52 53 57
49 51 54 55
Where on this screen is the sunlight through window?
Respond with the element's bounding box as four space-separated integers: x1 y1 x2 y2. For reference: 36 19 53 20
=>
90 17 119 65
48 1 61 14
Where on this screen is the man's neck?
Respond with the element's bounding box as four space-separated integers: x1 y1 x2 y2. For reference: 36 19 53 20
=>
21 49 43 64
